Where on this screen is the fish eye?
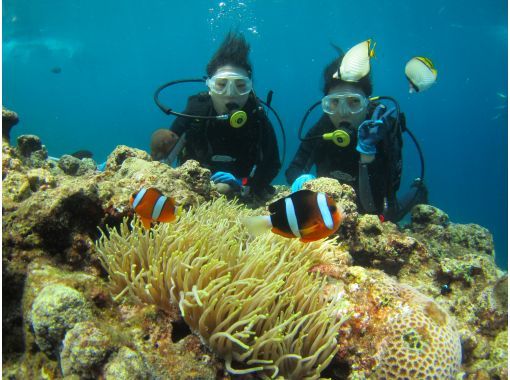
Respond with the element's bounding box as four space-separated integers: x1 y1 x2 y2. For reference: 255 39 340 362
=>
131 192 138 198
329 205 337 213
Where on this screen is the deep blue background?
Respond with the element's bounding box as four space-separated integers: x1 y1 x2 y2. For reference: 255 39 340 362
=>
3 0 507 269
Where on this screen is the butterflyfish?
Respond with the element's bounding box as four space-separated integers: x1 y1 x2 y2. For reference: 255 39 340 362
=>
129 187 180 229
242 190 344 242
405 56 437 93
334 39 376 82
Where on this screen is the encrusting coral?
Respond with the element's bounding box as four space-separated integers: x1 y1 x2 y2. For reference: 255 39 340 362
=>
96 197 350 379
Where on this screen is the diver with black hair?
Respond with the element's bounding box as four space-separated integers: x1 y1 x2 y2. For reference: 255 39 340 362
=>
286 40 428 222
151 31 281 199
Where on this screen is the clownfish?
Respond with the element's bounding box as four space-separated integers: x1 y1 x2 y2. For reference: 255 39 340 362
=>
129 187 180 229
242 190 344 242
334 39 376 82
405 56 437 93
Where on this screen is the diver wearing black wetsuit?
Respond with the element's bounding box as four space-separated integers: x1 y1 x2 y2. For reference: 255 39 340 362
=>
171 92 281 196
151 32 282 198
286 106 401 218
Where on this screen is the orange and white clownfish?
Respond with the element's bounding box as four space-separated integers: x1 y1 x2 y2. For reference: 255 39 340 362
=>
242 190 344 242
129 187 180 229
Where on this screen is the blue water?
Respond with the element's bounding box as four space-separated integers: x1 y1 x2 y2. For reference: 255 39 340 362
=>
3 0 507 269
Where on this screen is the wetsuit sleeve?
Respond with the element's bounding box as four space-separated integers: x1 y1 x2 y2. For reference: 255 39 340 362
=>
285 123 323 184
246 115 281 193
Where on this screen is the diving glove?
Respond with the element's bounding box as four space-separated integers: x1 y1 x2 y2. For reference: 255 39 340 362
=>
356 120 386 156
291 174 316 193
211 171 242 190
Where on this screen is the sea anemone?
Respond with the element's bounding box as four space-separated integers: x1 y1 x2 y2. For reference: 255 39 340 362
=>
96 197 349 379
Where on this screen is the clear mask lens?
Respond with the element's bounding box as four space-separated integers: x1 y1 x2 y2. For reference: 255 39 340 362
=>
207 74 252 96
322 93 367 115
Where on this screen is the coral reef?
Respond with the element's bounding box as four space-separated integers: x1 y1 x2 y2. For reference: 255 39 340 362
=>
328 268 462 378
2 131 506 379
399 205 507 378
60 321 114 378
3 106 19 142
5 259 223 379
30 284 93 356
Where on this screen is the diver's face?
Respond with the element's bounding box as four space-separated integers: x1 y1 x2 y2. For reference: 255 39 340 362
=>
208 65 252 115
325 84 368 129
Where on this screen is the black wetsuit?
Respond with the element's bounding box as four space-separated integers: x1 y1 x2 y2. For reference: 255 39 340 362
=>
286 107 404 218
171 92 281 195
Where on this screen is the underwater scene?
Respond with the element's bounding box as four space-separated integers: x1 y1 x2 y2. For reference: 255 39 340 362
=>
2 0 508 379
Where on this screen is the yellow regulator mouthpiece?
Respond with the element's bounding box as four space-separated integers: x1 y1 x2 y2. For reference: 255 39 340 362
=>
323 130 351 147
229 110 247 128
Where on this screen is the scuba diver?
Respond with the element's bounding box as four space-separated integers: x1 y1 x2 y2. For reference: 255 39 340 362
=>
286 41 428 222
151 31 281 199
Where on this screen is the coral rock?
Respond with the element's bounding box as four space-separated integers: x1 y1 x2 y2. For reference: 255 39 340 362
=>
410 204 450 228
103 347 150 380
3 172 32 202
3 106 19 142
60 321 113 379
16 134 43 158
58 154 82 175
104 145 151 172
30 284 93 355
348 214 429 274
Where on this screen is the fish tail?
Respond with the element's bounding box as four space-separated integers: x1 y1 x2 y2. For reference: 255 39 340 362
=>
369 40 376 58
241 215 272 236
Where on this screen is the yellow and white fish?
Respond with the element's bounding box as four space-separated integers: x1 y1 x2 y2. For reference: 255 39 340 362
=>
334 39 376 82
405 56 437 93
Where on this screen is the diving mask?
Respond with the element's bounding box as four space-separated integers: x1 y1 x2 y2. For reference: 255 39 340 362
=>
206 72 253 96
322 93 368 115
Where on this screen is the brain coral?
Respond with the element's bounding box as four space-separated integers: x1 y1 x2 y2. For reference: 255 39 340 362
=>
96 197 351 379
336 268 462 379
374 292 462 378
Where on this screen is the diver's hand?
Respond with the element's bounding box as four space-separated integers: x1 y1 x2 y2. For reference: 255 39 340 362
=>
356 120 387 156
211 171 242 190
291 174 316 193
151 129 179 161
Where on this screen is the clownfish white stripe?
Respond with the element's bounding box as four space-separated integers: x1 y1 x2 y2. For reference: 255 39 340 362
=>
317 192 334 230
285 197 301 238
132 188 147 209
152 196 167 220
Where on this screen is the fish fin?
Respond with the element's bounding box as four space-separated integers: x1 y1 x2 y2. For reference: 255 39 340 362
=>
329 43 344 57
299 237 316 243
300 223 321 237
271 227 296 239
140 217 153 229
241 215 272 236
